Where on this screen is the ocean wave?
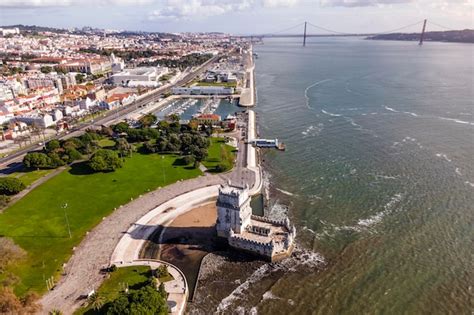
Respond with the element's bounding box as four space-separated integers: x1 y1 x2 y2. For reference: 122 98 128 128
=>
262 291 280 300
265 201 289 221
374 174 399 180
275 188 296 196
439 116 474 126
330 193 403 234
455 168 463 176
435 153 452 163
304 79 332 110
384 106 399 113
216 247 325 313
465 181 474 188
321 109 342 117
302 123 323 137
403 111 419 117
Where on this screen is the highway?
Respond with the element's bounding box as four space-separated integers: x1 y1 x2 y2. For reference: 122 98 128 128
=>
0 54 221 172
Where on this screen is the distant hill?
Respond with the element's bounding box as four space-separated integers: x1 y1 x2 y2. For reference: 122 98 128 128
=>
366 29 474 44
0 24 68 33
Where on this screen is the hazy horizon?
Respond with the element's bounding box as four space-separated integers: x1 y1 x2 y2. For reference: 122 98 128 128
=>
0 0 473 35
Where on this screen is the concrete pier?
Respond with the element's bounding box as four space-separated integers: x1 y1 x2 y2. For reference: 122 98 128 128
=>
239 46 256 107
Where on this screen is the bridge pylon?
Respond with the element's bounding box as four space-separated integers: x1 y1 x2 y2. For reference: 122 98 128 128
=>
419 19 427 45
303 21 307 46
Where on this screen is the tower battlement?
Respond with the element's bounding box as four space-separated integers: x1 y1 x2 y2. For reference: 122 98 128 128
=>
216 184 295 261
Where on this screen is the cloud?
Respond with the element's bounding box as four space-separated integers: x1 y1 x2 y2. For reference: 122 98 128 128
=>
148 0 299 20
0 0 154 7
320 0 413 7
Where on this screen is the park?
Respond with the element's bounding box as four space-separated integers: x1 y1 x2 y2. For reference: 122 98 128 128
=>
0 131 235 298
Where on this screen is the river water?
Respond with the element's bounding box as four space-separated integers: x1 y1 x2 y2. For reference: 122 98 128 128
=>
248 37 473 314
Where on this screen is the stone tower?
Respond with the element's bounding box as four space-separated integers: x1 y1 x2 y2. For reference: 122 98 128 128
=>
216 183 252 238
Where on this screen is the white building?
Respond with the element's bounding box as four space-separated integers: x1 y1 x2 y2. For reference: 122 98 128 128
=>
110 53 125 74
52 109 63 122
0 28 20 36
216 183 295 261
111 67 168 86
172 86 234 95
16 113 55 128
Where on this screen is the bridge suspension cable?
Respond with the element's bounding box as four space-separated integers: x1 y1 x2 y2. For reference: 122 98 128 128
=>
305 20 425 36
428 21 457 31
261 22 305 36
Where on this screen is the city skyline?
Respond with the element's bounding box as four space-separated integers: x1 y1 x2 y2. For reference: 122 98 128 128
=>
1 0 473 34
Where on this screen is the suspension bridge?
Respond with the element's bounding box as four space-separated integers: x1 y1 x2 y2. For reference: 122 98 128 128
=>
243 19 461 46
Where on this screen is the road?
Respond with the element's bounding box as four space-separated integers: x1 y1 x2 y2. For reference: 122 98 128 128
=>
0 54 221 172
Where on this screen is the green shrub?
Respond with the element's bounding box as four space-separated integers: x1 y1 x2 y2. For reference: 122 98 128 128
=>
0 178 26 195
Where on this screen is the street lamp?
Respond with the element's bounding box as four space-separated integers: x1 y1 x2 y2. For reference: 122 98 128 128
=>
62 203 72 239
161 156 166 184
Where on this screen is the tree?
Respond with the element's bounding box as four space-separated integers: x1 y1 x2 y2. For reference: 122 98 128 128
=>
182 155 195 165
40 66 52 74
0 237 26 272
89 149 123 172
45 139 61 152
87 292 105 311
139 114 157 128
75 73 85 83
0 178 26 195
64 148 82 163
23 152 52 169
112 122 130 134
115 138 133 158
107 285 167 315
0 195 10 209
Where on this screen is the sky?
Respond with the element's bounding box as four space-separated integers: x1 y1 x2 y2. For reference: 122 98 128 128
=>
0 0 472 34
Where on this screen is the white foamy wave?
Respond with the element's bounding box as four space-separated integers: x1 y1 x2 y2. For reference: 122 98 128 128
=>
275 188 295 196
439 117 474 126
435 153 452 163
374 174 399 180
321 109 342 117
302 123 323 137
262 291 280 300
357 193 403 228
302 226 316 234
265 201 289 221
357 211 386 227
304 79 332 109
216 264 271 312
455 168 463 176
403 111 419 117
216 247 325 313
465 181 474 188
334 193 403 232
384 106 399 113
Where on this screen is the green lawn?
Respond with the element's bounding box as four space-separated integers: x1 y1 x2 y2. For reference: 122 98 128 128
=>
202 137 236 172
76 266 152 315
7 168 54 187
97 139 116 148
195 81 237 88
0 152 201 296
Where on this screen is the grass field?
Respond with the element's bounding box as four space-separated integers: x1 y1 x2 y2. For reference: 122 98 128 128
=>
190 80 238 88
7 168 54 187
0 152 201 296
202 137 236 172
97 139 116 148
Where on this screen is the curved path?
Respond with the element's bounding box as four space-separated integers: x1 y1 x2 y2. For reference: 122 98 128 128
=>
40 174 227 314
